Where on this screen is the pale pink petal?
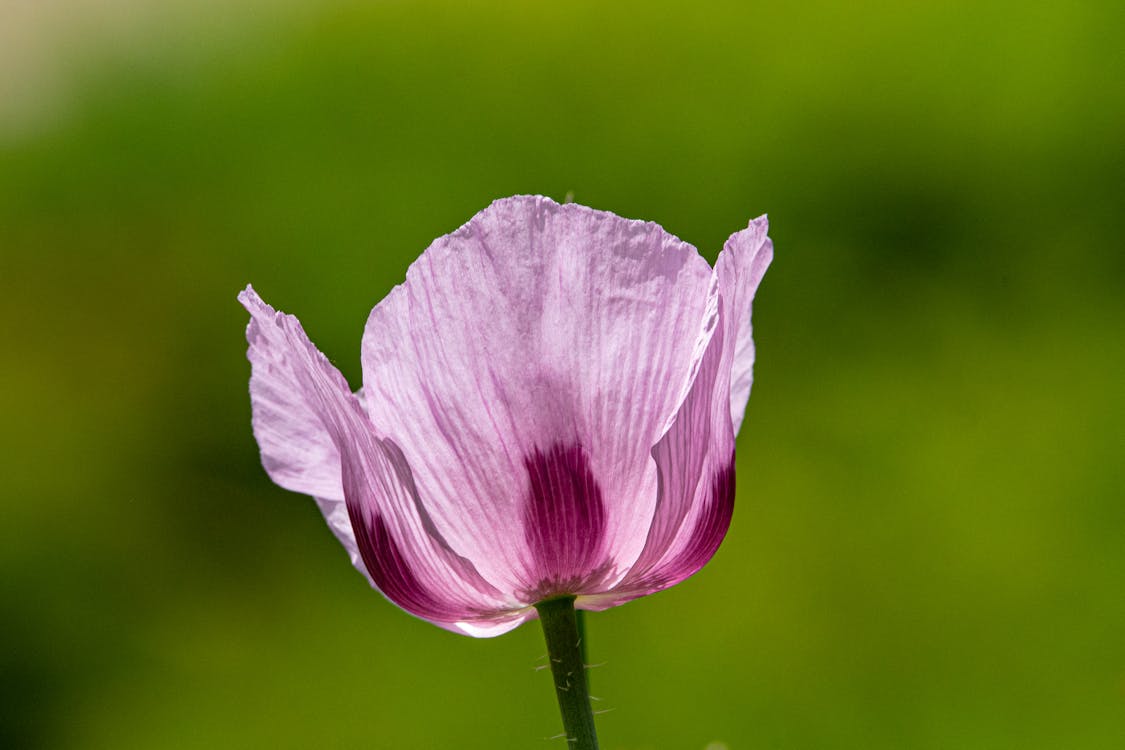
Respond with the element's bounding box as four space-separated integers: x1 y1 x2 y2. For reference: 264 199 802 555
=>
586 216 772 605
359 196 715 598
241 286 367 579
449 614 535 638
243 293 344 501
724 216 773 436
609 303 730 595
240 287 524 633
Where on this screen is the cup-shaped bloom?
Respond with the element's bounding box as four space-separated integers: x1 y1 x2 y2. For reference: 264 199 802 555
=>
240 196 771 637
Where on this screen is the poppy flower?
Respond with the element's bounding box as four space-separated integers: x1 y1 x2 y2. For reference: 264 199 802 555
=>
240 195 771 637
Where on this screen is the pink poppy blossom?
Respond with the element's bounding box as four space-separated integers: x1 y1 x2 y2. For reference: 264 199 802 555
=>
240 195 772 637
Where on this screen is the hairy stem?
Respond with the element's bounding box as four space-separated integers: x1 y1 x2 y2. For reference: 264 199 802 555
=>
575 608 589 691
536 596 598 749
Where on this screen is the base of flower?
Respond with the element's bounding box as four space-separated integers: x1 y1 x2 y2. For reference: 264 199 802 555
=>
535 596 599 750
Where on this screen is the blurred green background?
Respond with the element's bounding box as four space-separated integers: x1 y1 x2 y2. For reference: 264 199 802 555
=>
2 1 1123 748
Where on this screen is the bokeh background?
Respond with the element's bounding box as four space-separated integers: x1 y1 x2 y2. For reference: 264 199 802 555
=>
2 1 1123 748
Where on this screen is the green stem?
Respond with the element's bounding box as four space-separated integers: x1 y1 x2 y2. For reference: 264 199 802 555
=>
536 596 599 749
575 609 589 691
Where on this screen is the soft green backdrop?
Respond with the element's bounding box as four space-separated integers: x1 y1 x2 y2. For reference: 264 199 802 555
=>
2 1 1122 748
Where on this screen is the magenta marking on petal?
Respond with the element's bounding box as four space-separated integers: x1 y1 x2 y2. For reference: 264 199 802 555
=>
683 456 736 570
660 454 736 585
521 443 610 598
349 508 467 622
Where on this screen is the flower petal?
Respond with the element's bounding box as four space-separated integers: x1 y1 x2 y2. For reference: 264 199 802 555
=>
584 303 732 606
723 216 773 436
520 442 612 601
359 196 716 597
341 433 524 631
240 287 524 634
590 215 771 604
241 286 366 580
